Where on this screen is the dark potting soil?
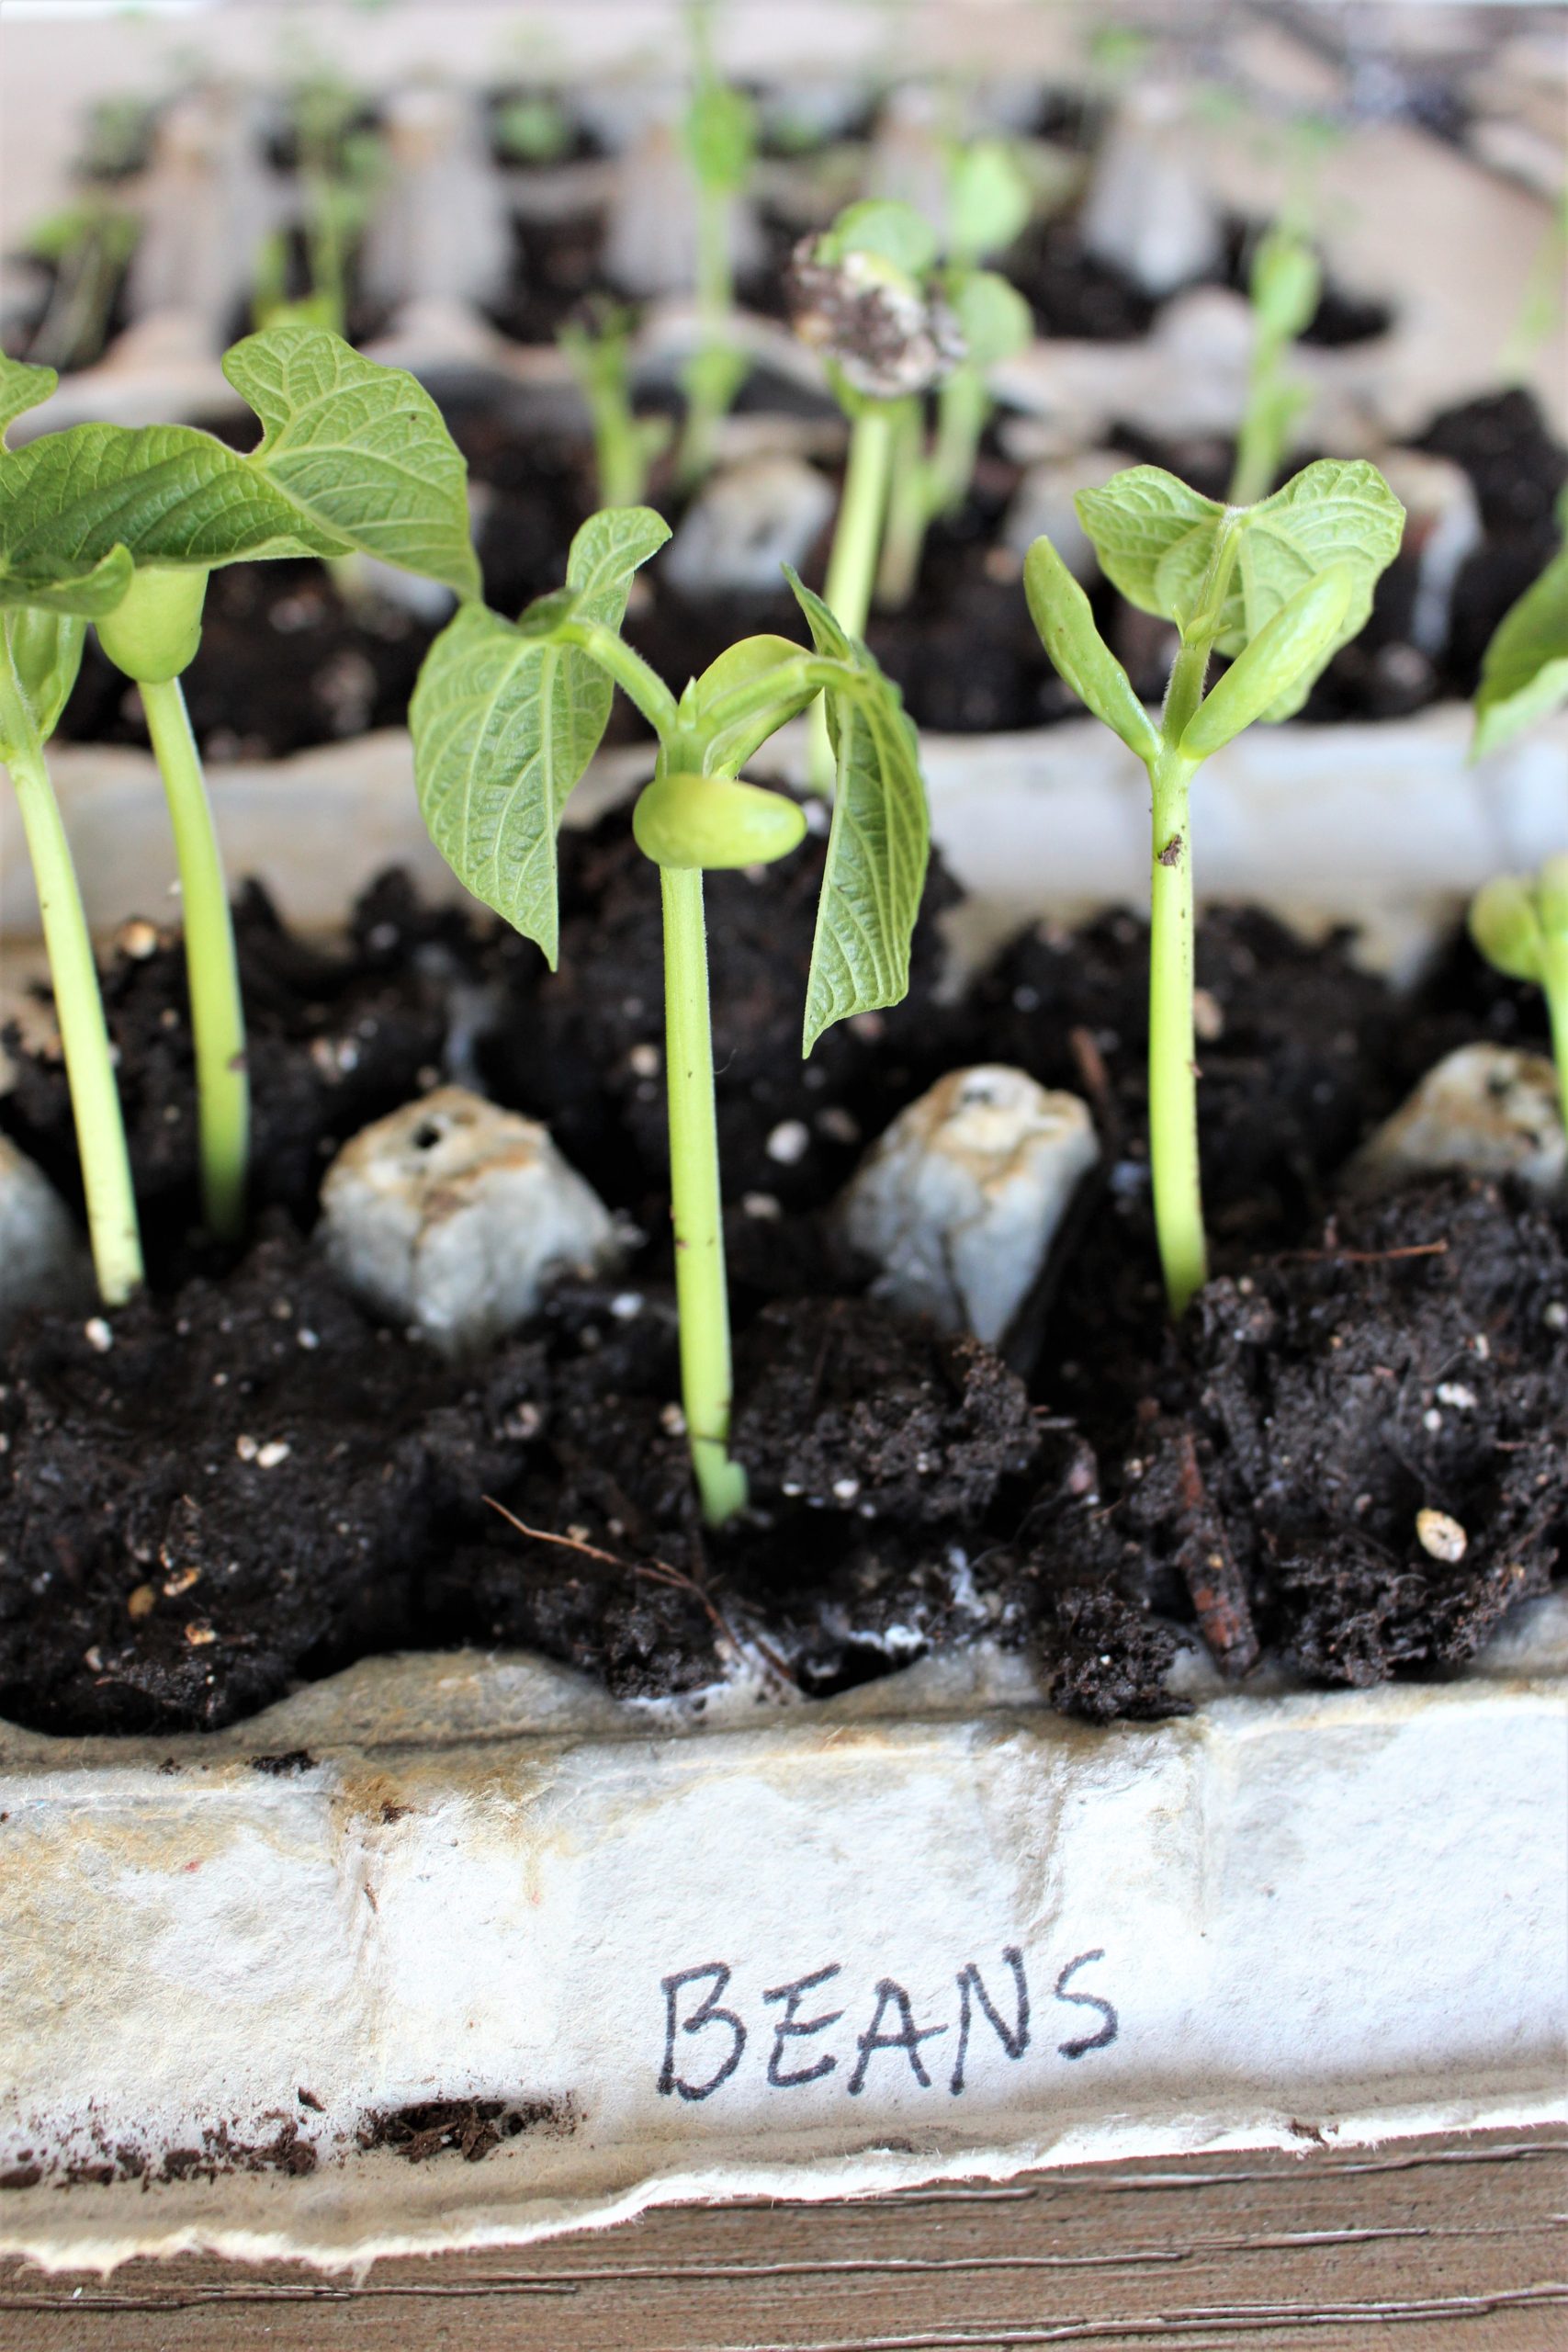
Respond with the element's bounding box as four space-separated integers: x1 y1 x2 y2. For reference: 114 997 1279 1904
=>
1 836 1562 1740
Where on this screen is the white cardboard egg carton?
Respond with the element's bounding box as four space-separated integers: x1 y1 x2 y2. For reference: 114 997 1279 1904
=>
0 708 1564 2268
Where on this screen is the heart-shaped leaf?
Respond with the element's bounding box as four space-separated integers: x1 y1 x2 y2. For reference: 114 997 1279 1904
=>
0 324 479 613
1077 458 1404 717
410 507 669 967
784 570 930 1053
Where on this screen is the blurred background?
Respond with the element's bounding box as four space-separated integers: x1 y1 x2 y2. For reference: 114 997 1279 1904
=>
1 0 1562 761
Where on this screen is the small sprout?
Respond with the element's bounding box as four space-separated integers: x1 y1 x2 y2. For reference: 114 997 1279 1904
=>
674 2 758 486
559 302 672 511
1230 218 1322 506
1472 488 1568 758
1024 457 1404 1315
255 66 385 341
787 198 965 789
877 142 1034 611
1469 854 1568 1135
22 198 141 373
411 508 930 1523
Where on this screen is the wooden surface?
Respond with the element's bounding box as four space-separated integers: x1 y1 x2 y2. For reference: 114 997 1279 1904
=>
0 2127 1562 2351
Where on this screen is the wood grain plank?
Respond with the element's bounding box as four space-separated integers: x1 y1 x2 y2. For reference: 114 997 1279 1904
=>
1 2130 1562 2352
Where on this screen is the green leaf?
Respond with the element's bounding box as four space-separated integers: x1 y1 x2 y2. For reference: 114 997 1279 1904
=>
1022 534 1160 763
0 325 479 610
1077 458 1404 716
1179 565 1354 755
688 632 819 772
784 570 931 1053
1 607 85 750
946 140 1032 265
1472 547 1568 757
0 353 57 447
222 326 480 598
1468 871 1545 986
819 198 938 280
410 507 670 966
0 543 132 619
946 269 1032 368
1075 466 1220 617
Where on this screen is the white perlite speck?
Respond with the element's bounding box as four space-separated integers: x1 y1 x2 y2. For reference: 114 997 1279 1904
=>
1351 1045 1566 1199
838 1068 1099 1346
319 1088 621 1358
0 1139 90 1338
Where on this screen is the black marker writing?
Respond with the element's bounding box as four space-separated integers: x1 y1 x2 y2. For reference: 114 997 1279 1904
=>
763 1963 844 2087
1054 1949 1118 2059
847 1977 948 2096
950 1945 1031 2096
659 1962 748 2101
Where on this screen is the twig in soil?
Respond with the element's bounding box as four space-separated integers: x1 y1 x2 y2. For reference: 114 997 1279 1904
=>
1172 1429 1259 1679
1270 1240 1450 1266
1067 1023 1120 1151
481 1498 793 1690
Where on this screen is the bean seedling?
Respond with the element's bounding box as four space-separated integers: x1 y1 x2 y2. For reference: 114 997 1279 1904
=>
560 301 672 511
1229 218 1321 506
254 65 385 340
410 506 929 1524
877 141 1033 609
1470 856 1568 1136
0 325 478 1242
787 198 964 788
675 5 758 487
1024 456 1404 1314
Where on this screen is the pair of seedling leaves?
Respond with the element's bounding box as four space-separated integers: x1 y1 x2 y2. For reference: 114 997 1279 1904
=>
0 323 478 749
1028 455 1406 763
409 506 931 1056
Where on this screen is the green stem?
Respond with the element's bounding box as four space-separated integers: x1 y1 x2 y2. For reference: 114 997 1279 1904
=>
811 401 897 790
1147 742 1204 1318
660 865 748 1525
304 166 347 339
929 362 988 517
558 621 682 738
675 186 740 486
1541 937 1568 1139
824 403 897 638
1145 541 1235 1320
874 400 928 612
1 692 142 1305
140 676 248 1241
1229 332 1285 507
